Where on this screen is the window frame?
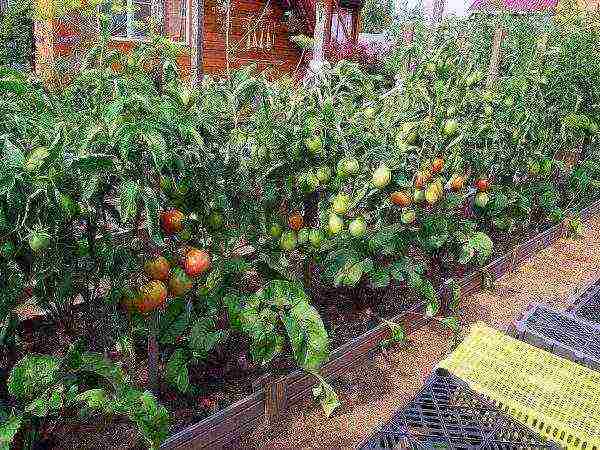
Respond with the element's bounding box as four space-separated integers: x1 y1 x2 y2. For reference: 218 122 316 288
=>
102 0 192 45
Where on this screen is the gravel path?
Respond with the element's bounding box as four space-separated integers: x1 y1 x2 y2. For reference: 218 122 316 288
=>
240 215 600 450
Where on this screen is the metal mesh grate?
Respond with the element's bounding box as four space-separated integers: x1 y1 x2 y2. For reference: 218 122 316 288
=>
572 280 600 325
358 369 559 450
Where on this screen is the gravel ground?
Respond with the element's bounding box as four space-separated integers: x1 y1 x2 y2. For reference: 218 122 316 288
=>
239 215 600 450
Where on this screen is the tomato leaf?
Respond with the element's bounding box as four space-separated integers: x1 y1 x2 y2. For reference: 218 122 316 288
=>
188 318 228 358
165 349 190 394
158 298 189 345
0 412 22 450
311 374 340 418
143 187 164 246
118 180 139 224
281 298 330 372
369 269 390 289
7 355 60 400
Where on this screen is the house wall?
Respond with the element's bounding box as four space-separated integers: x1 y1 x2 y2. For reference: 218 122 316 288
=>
34 0 304 84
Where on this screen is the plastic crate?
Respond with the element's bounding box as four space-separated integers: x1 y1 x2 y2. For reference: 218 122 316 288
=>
570 280 600 325
438 323 600 450
508 302 600 371
358 368 559 450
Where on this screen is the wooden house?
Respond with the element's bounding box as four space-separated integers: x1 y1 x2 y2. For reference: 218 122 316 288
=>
34 0 365 82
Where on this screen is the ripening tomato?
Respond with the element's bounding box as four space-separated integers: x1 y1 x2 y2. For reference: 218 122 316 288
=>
450 175 465 192
415 173 427 189
144 256 171 281
372 164 391 189
390 191 412 207
431 158 444 174
183 248 210 277
425 183 442 205
474 192 490 209
160 209 185 234
138 281 168 313
288 213 304 231
168 267 193 297
475 178 489 192
337 158 360 177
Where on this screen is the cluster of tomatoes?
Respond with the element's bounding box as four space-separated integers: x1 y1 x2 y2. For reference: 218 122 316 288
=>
122 209 211 314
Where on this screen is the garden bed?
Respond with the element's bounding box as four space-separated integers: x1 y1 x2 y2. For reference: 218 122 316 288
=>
159 199 600 450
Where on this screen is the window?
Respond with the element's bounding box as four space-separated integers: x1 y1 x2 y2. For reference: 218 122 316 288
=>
106 0 152 40
330 7 353 45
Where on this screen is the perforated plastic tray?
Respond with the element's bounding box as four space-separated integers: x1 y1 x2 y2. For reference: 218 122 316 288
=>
358 368 559 450
438 323 600 450
509 302 600 371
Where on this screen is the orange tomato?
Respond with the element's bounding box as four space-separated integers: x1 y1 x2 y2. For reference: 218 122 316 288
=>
390 191 412 207
288 213 304 231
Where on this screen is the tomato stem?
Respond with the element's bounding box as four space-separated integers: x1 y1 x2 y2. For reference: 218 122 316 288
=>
148 313 159 396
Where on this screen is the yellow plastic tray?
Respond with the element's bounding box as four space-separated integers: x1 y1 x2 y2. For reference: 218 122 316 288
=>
437 322 600 450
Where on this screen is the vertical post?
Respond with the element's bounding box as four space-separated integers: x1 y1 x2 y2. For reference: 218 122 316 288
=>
323 0 334 52
309 0 327 73
486 27 504 89
190 0 204 86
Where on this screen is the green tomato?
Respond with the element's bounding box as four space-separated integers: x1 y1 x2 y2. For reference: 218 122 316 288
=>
348 217 367 237
316 166 332 184
540 159 552 176
305 136 323 156
528 160 541 176
270 224 283 239
297 228 310 245
159 177 173 193
474 192 490 209
76 239 90 257
299 171 320 193
309 229 325 248
372 164 391 189
425 62 436 72
179 229 192 241
332 193 351 216
251 144 268 160
504 97 515 108
482 91 494 103
401 209 416 225
442 119 459 137
207 210 224 229
484 105 493 116
280 231 297 252
337 157 360 177
29 231 51 252
328 214 344 235
413 189 425 204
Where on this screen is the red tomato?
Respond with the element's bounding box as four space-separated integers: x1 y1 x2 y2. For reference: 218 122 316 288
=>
182 249 211 277
160 209 185 234
390 191 412 207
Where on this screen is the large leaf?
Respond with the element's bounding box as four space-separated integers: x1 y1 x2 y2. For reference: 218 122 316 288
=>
312 374 340 418
158 298 189 345
188 317 228 358
7 354 60 400
281 299 329 372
